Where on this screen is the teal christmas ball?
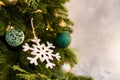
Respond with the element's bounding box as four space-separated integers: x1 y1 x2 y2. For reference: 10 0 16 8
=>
5 27 24 47
55 32 71 48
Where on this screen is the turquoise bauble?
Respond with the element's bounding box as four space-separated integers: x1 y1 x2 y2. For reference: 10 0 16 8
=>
55 32 71 48
5 27 24 47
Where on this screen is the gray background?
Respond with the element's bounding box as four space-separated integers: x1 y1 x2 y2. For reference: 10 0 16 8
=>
66 0 120 80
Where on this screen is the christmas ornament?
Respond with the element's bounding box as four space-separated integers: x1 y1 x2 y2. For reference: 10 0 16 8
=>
55 32 71 48
2 0 18 6
61 62 71 73
54 9 59 17
22 39 61 69
5 27 24 47
59 20 67 27
0 1 5 6
46 24 54 31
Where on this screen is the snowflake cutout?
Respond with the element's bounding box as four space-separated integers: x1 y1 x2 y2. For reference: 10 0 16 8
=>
22 39 61 69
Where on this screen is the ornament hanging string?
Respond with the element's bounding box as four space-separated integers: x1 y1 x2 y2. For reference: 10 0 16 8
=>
30 9 43 40
31 17 38 40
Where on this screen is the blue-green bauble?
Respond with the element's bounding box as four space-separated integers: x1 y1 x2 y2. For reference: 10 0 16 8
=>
5 27 24 47
55 32 71 48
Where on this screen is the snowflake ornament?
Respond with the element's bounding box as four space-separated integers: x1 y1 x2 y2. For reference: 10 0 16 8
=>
22 39 61 69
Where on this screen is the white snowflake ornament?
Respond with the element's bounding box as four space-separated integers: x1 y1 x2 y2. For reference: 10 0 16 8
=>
22 39 61 69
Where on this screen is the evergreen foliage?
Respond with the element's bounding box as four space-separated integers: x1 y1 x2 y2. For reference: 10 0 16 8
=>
0 0 93 80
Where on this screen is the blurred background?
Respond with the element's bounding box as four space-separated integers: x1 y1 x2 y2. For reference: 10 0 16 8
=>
66 0 120 80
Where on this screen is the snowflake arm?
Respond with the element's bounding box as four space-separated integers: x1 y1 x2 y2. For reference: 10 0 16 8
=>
23 43 32 51
52 52 61 61
22 39 61 69
27 57 38 65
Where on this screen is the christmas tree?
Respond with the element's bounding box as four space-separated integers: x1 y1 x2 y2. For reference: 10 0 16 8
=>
0 0 93 80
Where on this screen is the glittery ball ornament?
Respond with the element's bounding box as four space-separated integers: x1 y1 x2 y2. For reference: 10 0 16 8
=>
5 27 24 47
61 62 71 73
